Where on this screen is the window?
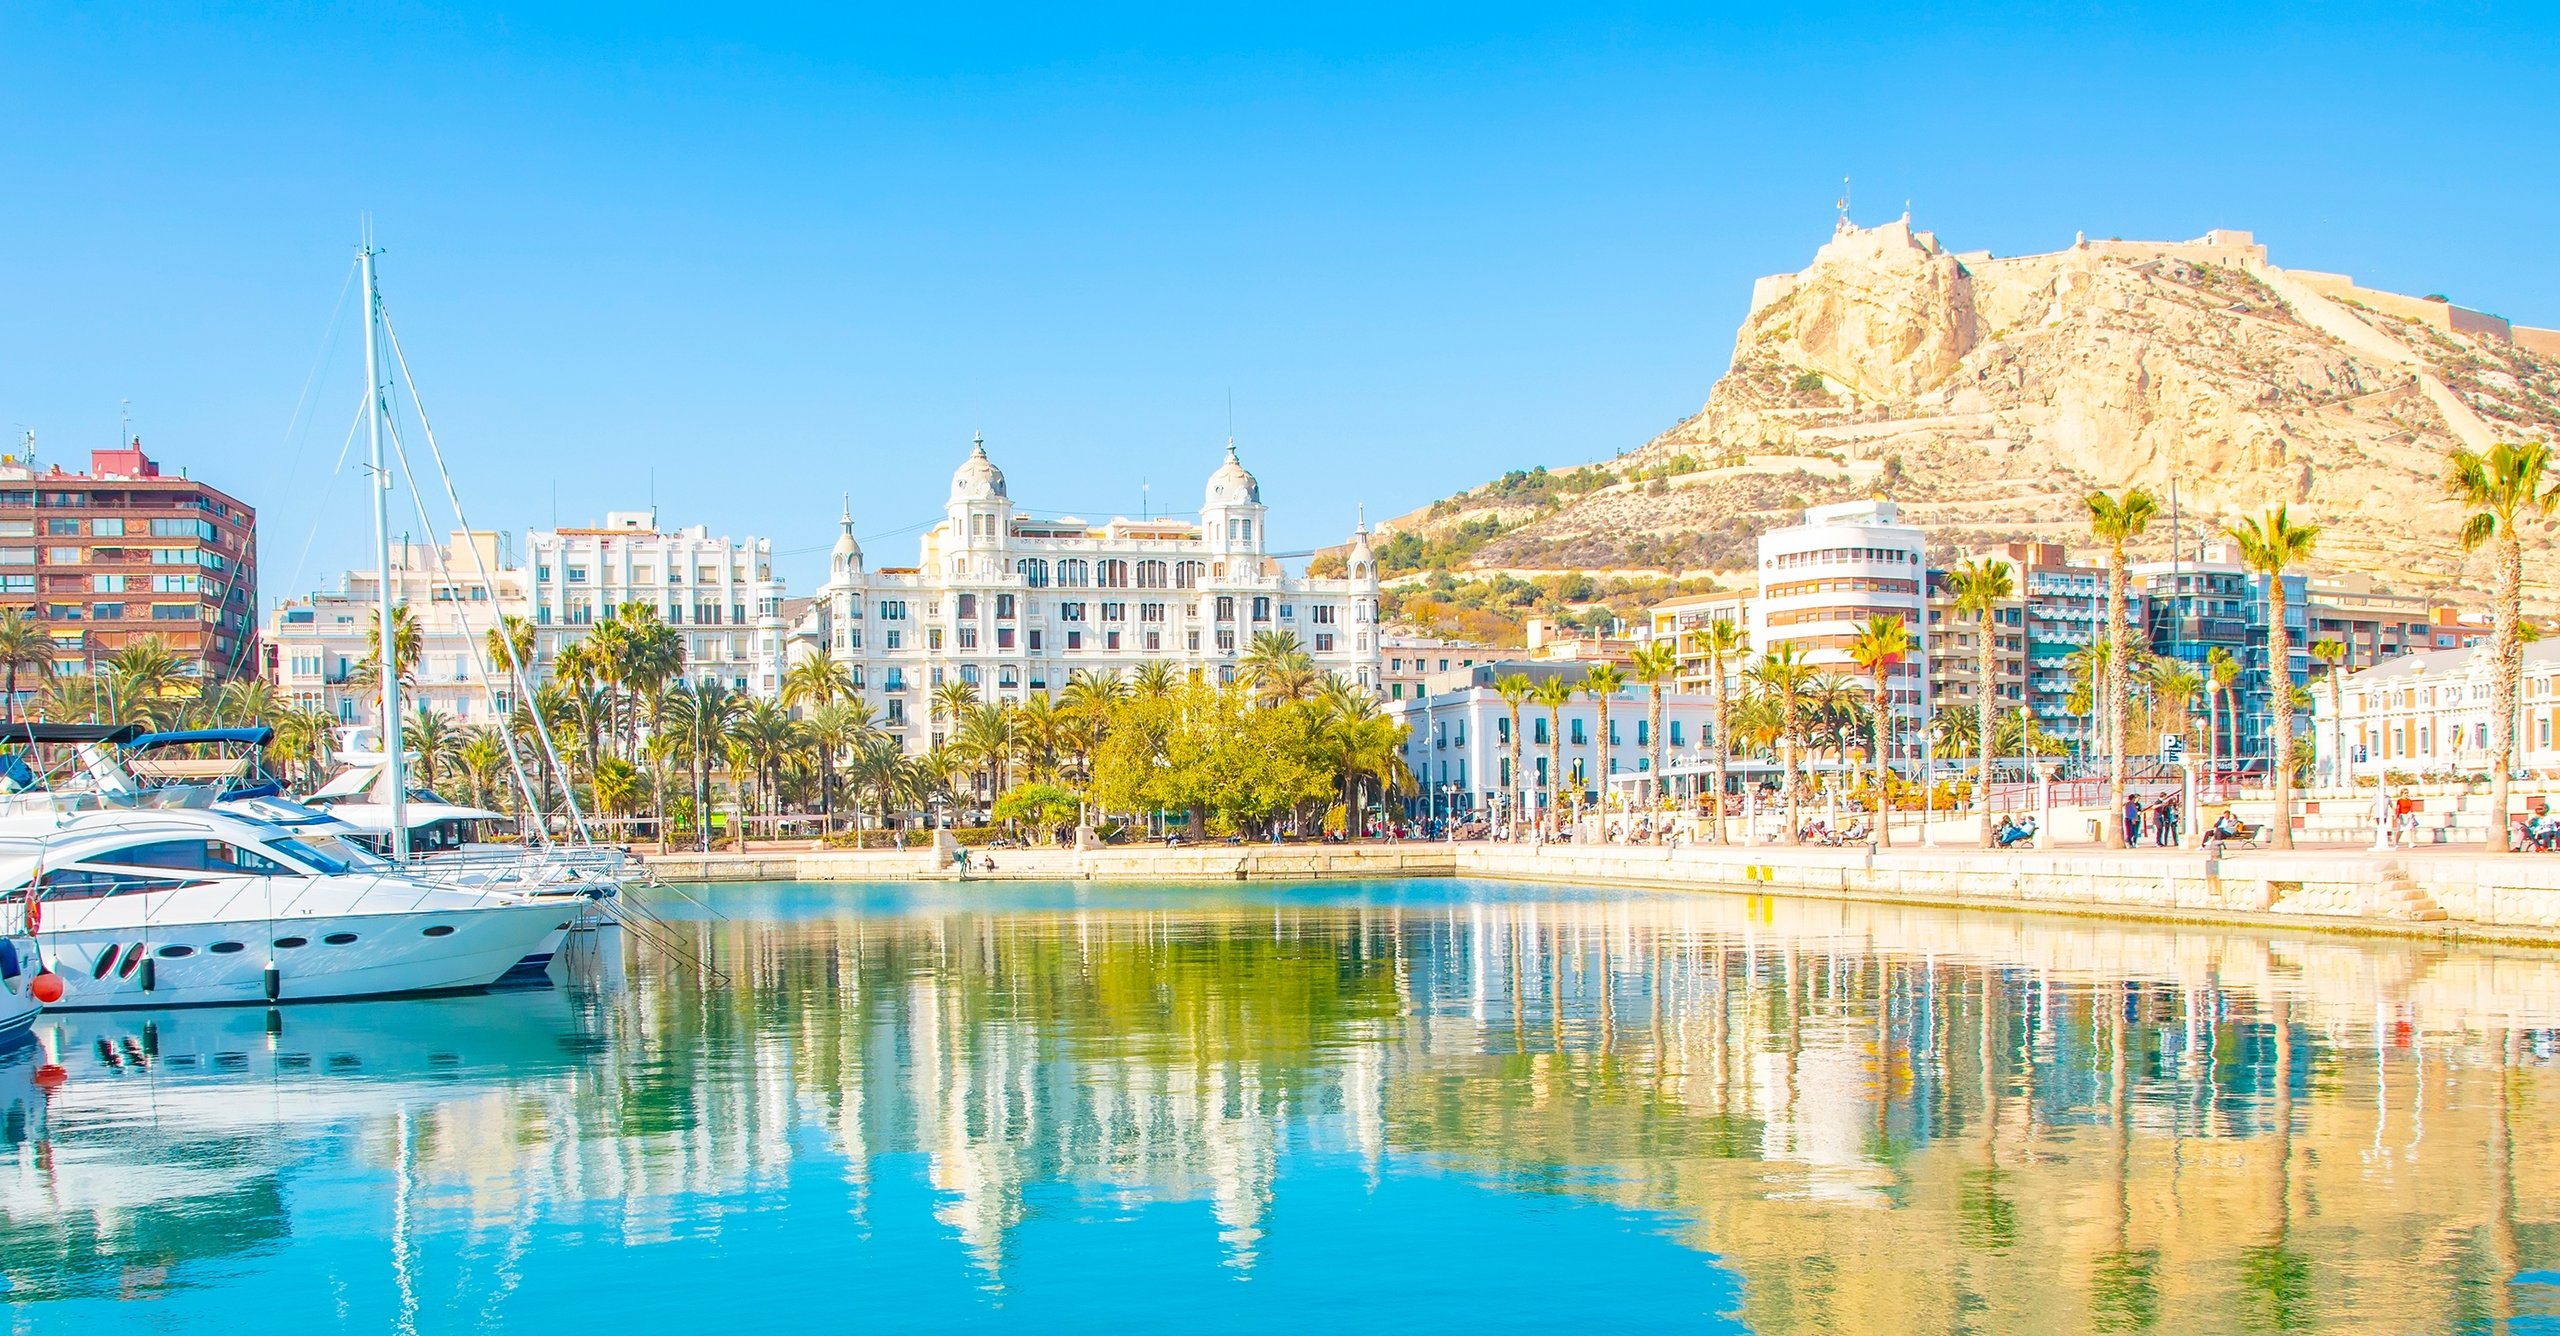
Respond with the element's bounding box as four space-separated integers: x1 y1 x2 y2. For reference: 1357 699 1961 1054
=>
1066 630 1082 651
44 519 79 537
1061 602 1086 622
1570 720 1587 745
1017 558 1050 587
0 549 31 566
1312 605 1337 625
150 517 216 540
1027 629 1042 651
1534 719 1549 745
93 839 293 876
152 604 196 620
92 574 125 593
1251 597 1272 621
996 627 1015 649
1314 633 1334 652
885 629 902 651
1106 630 1122 651
958 626 979 649
91 602 123 620
1498 718 1510 744
995 593 1015 619
927 628 945 650
153 574 199 593
878 600 907 620
1098 559 1130 588
1137 560 1168 588
1139 603 1165 622
957 593 977 619
1101 602 1125 621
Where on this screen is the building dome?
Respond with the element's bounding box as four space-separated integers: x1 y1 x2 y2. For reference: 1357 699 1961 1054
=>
830 496 863 573
1204 441 1260 508
949 433 1007 504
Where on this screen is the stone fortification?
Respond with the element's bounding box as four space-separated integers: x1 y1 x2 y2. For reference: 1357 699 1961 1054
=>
1420 218 2560 591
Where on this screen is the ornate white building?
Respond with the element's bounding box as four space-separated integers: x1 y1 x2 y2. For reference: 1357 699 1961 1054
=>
793 436 1382 751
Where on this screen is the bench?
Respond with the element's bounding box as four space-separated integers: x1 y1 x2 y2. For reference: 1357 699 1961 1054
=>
2201 822 2265 851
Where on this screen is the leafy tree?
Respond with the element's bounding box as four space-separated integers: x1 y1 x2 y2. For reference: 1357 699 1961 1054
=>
2448 441 2556 850
2226 505 2321 850
2087 488 2160 849
1946 557 2015 846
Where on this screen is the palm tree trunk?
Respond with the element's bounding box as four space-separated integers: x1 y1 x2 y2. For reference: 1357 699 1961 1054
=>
1977 615 1995 848
2269 582 2295 850
1873 680 1891 848
2491 533 2522 851
1712 670 1730 844
2106 551 2130 849
1648 685 1665 821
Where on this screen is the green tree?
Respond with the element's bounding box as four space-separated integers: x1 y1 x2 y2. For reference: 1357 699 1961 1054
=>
1847 614 1913 846
1745 641 1815 843
1628 642 1678 816
2225 504 2321 850
1692 620 1748 843
2448 440 2556 851
0 609 53 722
2086 488 2160 849
1496 672 1534 835
1530 676 1575 834
1947 557 2016 847
1579 663 1626 810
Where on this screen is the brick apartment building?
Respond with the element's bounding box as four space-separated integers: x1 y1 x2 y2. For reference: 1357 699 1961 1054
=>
0 443 258 696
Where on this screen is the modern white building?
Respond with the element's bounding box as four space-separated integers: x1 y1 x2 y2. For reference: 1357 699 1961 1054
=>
2320 641 2560 782
267 530 527 725
526 511 789 698
1387 661 1737 824
794 436 1382 752
1380 633 1497 702
1752 499 1928 720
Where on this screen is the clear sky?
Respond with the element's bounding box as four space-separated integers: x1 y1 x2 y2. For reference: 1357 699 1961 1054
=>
2 3 2553 599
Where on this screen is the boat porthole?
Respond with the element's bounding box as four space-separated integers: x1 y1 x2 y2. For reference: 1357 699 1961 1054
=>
322 932 358 946
209 941 245 955
421 925 455 938
156 945 195 959
91 944 120 979
118 945 145 979
273 936 309 950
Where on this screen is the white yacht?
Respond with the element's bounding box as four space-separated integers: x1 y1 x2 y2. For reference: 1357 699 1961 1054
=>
0 806 570 1009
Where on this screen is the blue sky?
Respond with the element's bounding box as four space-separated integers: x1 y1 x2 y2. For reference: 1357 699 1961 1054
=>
1 3 2552 598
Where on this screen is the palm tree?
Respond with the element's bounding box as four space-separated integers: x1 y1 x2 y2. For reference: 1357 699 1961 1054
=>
2087 488 2160 849
2225 504 2321 850
402 705 463 791
1529 676 1575 835
484 613 538 690
1579 663 1626 812
931 678 980 742
344 604 424 697
212 677 282 729
1495 672 1533 835
2152 663 2204 768
106 636 190 728
806 699 877 837
784 654 860 832
1847 615 1913 846
2309 638 2347 789
1240 630 1315 704
1746 641 1814 843
458 725 510 812
2448 441 2556 851
1130 660 1180 700
1947 558 2016 846
1628 643 1678 817
1693 620 1747 842
733 699 804 835
0 609 52 722
662 679 745 849
274 702 339 790
2204 645 2240 798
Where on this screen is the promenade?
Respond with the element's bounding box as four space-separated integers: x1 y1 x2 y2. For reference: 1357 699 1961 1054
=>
637 831 2560 947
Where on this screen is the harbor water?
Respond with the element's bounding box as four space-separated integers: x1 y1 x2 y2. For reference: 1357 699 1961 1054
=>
4 878 2558 1332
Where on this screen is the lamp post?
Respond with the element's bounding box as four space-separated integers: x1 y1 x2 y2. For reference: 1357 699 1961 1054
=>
2034 759 2056 849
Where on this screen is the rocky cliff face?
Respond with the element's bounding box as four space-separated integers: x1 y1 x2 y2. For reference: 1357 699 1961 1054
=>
1417 220 2560 589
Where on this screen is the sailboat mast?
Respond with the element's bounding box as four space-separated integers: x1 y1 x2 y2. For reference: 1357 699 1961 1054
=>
361 230 412 861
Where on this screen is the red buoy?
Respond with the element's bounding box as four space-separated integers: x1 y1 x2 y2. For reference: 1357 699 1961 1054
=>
29 972 63 1005
32 1064 63 1091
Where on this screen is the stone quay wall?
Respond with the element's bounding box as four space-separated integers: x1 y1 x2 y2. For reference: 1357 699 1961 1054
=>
635 841 2560 947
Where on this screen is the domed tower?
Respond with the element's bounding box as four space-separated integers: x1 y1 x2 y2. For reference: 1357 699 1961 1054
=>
1345 509 1379 592
947 433 1012 563
830 495 865 583
1201 440 1266 556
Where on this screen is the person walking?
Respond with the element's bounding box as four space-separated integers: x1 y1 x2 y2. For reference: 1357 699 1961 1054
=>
2123 793 2145 847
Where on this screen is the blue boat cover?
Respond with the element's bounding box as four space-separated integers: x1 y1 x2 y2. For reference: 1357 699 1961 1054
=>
125 727 276 751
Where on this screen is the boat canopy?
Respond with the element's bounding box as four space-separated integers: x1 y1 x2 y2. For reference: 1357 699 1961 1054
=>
126 727 276 751
0 723 144 746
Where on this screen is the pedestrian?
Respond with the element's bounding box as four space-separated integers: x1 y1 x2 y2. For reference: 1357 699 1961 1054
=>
2155 795 2177 848
2123 793 2144 847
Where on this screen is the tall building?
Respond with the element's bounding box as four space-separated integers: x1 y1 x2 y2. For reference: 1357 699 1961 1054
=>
1380 632 1495 702
794 437 1382 753
1752 499 1927 722
0 442 257 699
2129 539 2306 767
527 511 788 698
1925 541 2115 754
266 530 525 724
1647 589 1752 694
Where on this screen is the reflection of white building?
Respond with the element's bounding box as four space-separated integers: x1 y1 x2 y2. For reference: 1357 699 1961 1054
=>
793 437 1382 751
266 529 526 724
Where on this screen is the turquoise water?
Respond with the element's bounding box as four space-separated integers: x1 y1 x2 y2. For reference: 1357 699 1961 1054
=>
3 878 2558 1333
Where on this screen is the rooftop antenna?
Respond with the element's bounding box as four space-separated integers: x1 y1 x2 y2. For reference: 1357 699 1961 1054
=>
1141 478 1149 519
119 399 131 448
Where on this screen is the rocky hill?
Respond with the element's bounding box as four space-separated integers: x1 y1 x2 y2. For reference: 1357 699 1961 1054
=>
1395 220 2560 596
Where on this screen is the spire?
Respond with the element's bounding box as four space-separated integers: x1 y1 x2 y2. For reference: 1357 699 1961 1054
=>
1356 502 1368 535
971 430 987 458
840 492 852 528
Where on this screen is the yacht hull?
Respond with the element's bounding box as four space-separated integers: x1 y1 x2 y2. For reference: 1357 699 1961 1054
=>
34 902 570 1010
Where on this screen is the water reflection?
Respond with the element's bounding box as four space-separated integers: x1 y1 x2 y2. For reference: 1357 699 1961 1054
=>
1 881 2556 1332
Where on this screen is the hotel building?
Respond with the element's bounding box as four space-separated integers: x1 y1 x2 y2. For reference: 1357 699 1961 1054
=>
526 512 789 698
2319 641 2560 781
793 437 1382 752
1752 499 1928 722
267 530 526 724
0 442 257 699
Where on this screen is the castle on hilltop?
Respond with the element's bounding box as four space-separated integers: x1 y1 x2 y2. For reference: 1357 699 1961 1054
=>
1748 218 2560 358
